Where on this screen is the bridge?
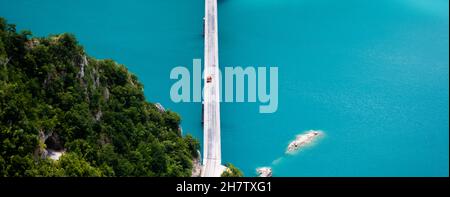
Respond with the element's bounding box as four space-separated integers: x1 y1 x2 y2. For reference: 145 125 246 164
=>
201 0 226 177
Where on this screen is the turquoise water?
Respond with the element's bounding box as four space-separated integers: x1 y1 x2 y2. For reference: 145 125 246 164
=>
1 0 448 176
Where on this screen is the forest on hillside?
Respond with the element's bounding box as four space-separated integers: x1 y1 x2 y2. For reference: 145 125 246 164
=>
0 17 200 177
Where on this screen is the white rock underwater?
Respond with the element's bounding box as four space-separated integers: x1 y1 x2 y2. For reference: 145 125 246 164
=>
286 130 323 154
256 167 273 177
255 130 324 177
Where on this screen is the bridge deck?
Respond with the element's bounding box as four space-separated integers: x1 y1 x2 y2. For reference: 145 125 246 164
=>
201 0 224 177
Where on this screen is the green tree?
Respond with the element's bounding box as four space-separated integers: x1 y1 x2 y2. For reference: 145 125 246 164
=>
221 163 244 177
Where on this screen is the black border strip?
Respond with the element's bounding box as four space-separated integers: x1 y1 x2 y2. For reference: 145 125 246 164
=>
0 177 448 195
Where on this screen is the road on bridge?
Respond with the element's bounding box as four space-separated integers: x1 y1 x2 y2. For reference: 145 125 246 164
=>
201 0 225 177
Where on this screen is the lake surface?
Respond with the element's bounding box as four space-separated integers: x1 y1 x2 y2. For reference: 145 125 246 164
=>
1 0 448 176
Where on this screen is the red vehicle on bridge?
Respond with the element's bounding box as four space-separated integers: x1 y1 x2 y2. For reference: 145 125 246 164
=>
207 76 212 83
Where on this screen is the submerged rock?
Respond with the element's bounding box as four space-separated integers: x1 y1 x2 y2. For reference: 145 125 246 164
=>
256 167 272 177
286 130 323 154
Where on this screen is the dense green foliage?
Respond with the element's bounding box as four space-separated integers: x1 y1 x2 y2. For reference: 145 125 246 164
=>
0 18 199 177
221 163 243 177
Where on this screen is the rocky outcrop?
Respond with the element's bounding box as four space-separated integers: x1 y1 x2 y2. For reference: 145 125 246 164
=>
45 132 64 151
103 87 110 101
286 130 322 154
35 130 65 161
77 54 88 79
95 109 103 121
256 167 272 177
155 103 166 113
191 150 202 177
